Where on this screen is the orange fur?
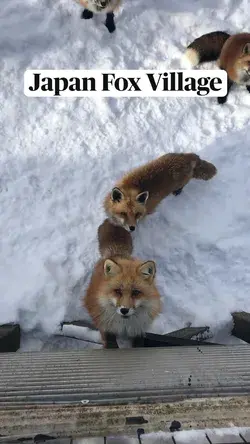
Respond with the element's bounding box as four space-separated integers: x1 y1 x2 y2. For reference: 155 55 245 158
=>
98 218 133 258
219 34 250 83
104 153 217 231
184 31 250 85
76 0 121 13
83 257 161 346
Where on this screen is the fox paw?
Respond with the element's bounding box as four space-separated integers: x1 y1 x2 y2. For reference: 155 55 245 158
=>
246 86 250 93
217 96 227 105
173 187 183 196
81 9 94 19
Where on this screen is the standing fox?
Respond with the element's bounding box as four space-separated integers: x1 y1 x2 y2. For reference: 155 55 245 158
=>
183 31 250 104
104 152 217 232
84 219 161 347
75 0 121 33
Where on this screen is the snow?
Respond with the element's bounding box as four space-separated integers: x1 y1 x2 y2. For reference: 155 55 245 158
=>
1 0 250 351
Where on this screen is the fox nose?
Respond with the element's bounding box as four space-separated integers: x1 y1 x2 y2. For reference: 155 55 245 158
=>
120 308 129 315
129 226 135 232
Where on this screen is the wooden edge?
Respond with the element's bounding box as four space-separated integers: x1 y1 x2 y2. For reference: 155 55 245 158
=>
232 312 250 344
1 396 250 440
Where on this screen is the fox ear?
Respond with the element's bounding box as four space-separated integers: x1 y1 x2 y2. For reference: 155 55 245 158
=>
111 187 124 202
136 191 149 205
243 43 250 55
138 261 156 281
104 259 121 277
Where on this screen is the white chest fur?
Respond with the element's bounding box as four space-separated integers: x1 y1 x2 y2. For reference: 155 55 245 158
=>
99 303 154 338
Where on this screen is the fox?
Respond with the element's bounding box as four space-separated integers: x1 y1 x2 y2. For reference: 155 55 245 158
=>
104 152 217 232
84 256 161 347
76 0 121 33
98 218 133 258
183 31 250 104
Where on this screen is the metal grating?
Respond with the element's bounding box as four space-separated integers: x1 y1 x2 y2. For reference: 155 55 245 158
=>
1 346 250 439
1 345 250 406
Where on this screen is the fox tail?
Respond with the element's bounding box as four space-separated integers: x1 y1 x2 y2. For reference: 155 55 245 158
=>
183 31 231 68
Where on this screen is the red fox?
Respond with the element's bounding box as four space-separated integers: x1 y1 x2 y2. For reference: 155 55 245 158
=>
98 218 133 258
84 256 161 346
104 152 217 232
76 0 121 33
184 31 250 104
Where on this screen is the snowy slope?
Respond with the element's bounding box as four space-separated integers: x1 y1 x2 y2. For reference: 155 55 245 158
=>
0 0 250 350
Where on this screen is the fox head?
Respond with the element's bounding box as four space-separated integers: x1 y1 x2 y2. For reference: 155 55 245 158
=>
105 187 149 232
99 257 160 320
237 42 250 83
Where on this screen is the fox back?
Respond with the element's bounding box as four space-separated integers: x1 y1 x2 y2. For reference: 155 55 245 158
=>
184 31 250 84
98 218 133 258
84 257 161 338
104 153 217 231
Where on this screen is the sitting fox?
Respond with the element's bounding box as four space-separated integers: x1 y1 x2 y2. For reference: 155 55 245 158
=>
76 0 121 33
84 219 161 347
183 31 250 104
104 152 217 232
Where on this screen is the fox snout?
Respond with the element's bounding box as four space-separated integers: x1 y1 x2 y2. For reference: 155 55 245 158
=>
113 217 136 232
117 306 134 317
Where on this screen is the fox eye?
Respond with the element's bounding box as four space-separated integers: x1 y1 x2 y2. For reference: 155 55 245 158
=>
120 212 126 217
131 289 141 298
135 213 142 219
114 288 122 296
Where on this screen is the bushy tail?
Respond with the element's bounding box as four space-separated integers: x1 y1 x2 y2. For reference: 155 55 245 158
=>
183 31 231 68
193 157 217 180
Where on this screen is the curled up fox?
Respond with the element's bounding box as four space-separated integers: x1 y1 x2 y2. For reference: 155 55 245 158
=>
184 31 250 104
83 219 162 347
104 152 217 232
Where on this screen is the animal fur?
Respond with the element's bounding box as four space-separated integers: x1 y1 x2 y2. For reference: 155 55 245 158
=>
76 0 121 33
77 0 121 13
104 152 217 231
98 218 133 258
184 31 250 103
83 256 161 346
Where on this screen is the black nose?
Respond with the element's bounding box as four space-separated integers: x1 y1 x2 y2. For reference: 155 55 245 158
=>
129 226 135 232
120 308 129 315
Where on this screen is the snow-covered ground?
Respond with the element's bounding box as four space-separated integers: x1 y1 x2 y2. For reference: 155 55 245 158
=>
1 0 250 351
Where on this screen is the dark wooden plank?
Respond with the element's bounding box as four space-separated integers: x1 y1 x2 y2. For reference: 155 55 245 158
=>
0 324 20 352
165 326 210 340
133 332 221 347
232 311 250 344
107 437 138 443
73 439 104 444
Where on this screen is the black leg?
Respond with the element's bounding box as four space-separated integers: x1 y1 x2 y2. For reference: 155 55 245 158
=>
173 187 183 196
105 12 116 33
105 333 118 348
132 336 145 347
246 85 250 93
81 9 94 19
217 78 233 104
